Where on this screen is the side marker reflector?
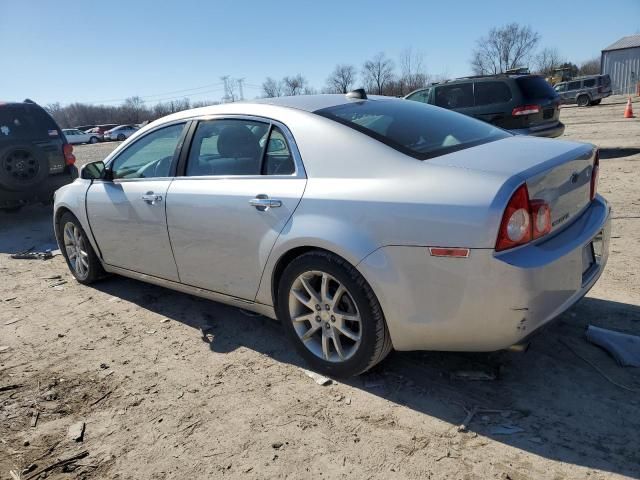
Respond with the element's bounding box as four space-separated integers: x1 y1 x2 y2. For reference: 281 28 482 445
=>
428 247 470 258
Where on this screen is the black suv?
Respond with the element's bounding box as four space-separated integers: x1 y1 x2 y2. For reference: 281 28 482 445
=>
405 74 564 138
0 100 77 211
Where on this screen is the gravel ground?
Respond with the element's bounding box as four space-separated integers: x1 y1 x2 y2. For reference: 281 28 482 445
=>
1 96 639 480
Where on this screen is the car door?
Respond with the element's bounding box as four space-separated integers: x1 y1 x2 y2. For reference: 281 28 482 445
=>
166 117 306 300
86 122 188 281
471 81 513 128
566 80 582 102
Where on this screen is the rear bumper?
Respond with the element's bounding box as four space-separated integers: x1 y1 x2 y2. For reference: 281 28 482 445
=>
509 121 565 138
357 195 611 351
0 168 77 209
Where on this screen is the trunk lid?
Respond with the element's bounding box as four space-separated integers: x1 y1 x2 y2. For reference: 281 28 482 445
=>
430 135 596 234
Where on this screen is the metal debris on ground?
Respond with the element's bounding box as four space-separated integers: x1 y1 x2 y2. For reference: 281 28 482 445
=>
586 325 640 367
0 345 10 352
10 249 53 260
304 369 332 386
67 421 86 442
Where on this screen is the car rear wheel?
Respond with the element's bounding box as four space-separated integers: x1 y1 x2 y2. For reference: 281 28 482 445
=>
59 212 104 284
89 136 99 144
0 145 49 191
277 251 392 377
117 134 126 141
577 95 590 107
590 99 602 106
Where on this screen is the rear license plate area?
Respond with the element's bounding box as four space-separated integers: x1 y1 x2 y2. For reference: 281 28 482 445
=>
582 231 603 281
543 108 554 119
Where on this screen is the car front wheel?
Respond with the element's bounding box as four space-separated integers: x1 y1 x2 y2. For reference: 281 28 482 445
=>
59 212 104 284
89 136 99 144
277 251 392 377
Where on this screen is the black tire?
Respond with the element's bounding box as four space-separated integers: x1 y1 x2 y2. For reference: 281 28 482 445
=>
117 134 126 141
0 144 49 191
89 136 99 144
577 95 590 107
58 212 105 284
590 99 602 106
276 251 392 378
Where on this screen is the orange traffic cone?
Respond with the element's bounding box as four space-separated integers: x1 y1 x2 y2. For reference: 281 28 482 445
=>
624 97 634 118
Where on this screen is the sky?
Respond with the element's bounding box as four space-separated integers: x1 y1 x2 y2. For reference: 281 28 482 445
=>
1 0 639 106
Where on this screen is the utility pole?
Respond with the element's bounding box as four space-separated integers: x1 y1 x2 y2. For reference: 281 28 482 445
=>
221 76 232 103
237 78 245 101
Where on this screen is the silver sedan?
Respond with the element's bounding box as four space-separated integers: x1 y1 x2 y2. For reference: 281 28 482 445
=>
53 92 611 377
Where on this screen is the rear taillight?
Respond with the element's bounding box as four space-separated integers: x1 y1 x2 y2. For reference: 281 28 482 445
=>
512 105 541 116
495 184 552 251
63 144 76 165
590 149 599 201
531 200 551 239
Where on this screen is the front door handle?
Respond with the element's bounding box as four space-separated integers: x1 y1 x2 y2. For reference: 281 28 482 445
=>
141 192 163 205
249 195 282 211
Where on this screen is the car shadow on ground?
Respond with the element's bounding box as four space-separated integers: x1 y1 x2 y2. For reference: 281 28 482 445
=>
0 205 57 254
91 274 640 479
599 147 640 160
2 207 639 478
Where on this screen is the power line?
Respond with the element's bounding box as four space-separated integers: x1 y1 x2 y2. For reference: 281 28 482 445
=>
81 81 225 105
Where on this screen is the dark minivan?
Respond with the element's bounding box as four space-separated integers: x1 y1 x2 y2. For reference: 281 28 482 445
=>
405 74 564 138
0 100 77 211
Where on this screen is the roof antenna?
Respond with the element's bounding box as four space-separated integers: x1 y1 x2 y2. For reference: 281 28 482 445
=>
345 89 367 100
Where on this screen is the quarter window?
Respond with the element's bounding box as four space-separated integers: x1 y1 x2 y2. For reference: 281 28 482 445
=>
110 123 185 179
474 81 512 105
263 126 295 175
186 119 269 176
583 78 596 88
434 84 474 109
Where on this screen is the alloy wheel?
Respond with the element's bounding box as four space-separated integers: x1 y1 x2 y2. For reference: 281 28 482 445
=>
288 270 362 362
63 222 89 279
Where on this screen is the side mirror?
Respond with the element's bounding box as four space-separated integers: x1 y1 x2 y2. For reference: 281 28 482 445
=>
80 160 108 180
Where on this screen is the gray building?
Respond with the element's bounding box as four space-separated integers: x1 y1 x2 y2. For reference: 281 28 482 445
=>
601 34 640 95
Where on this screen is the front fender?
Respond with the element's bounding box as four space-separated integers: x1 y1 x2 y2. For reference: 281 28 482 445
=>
53 179 101 257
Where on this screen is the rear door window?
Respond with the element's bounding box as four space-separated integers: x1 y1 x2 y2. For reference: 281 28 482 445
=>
405 89 431 103
474 81 512 106
567 81 582 91
434 84 474 109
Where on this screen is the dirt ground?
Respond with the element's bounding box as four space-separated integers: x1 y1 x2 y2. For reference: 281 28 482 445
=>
1 96 639 480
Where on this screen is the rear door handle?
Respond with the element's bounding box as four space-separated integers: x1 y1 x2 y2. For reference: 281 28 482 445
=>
249 195 282 211
141 192 163 205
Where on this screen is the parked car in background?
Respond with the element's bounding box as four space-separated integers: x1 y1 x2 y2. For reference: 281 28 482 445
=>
104 125 138 141
554 74 612 107
75 125 96 132
54 92 609 377
63 128 100 144
0 100 77 211
405 74 564 138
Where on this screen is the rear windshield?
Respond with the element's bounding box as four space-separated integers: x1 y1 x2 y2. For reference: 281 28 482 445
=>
0 105 59 140
315 99 510 160
516 76 558 100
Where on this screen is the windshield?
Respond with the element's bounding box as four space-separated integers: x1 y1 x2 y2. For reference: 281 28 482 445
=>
315 99 510 160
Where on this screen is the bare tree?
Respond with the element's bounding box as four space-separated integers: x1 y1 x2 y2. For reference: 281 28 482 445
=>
262 77 283 98
326 64 357 93
399 48 429 94
534 47 564 76
362 52 395 95
470 23 540 74
579 57 600 76
282 74 308 96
